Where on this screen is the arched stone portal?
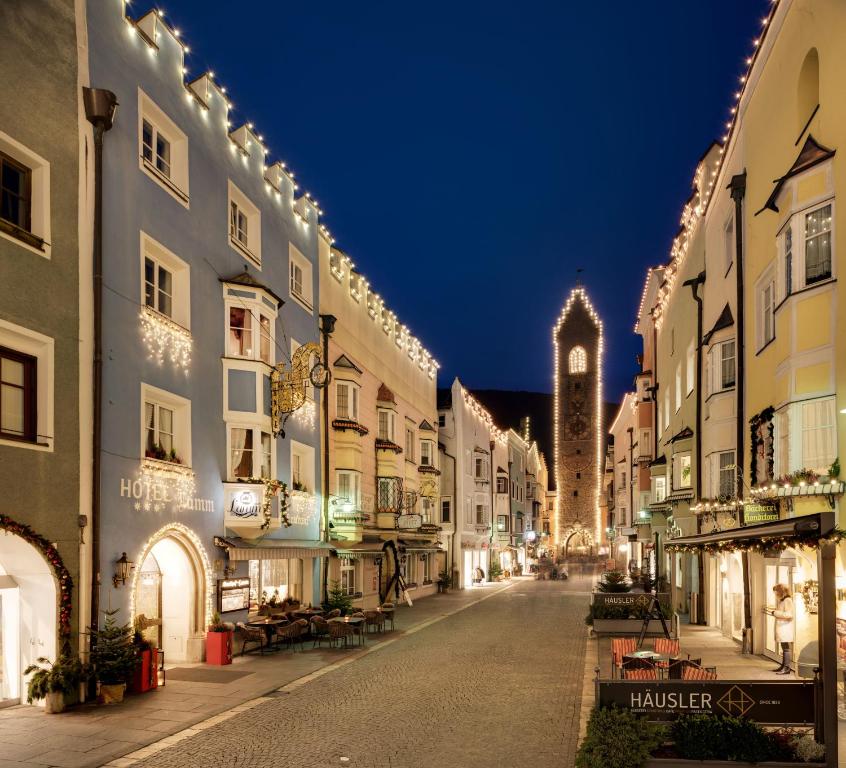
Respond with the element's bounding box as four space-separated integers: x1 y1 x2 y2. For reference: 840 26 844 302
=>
129 523 212 662
562 525 594 558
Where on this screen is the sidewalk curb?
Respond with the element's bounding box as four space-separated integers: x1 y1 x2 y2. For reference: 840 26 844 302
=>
577 626 597 747
103 583 514 767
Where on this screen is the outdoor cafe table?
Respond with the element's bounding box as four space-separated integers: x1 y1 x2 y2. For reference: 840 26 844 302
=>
622 650 677 678
330 616 366 647
247 618 288 651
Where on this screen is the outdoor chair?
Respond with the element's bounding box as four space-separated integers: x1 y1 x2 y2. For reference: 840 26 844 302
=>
668 658 685 680
653 637 680 669
623 666 658 680
682 663 717 681
311 617 332 649
364 610 385 634
381 602 395 630
328 620 356 648
275 621 303 652
325 608 342 619
236 622 266 656
611 637 637 678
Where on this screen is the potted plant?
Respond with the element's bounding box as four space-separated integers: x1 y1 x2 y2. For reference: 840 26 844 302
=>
24 655 91 714
90 609 138 704
130 625 159 693
206 613 233 666
437 569 453 593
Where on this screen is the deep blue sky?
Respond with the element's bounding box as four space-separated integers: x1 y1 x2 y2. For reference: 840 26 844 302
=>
165 0 767 402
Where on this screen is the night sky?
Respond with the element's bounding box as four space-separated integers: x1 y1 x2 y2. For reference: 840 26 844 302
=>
161 0 767 402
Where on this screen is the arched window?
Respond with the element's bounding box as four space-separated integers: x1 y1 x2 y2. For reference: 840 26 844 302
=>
568 346 587 374
797 48 819 133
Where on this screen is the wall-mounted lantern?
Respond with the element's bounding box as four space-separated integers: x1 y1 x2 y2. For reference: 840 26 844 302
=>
113 552 134 588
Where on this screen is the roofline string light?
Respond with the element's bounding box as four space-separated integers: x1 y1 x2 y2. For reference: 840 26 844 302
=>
552 287 604 548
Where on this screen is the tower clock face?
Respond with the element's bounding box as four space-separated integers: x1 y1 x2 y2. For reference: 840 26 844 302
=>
567 414 589 439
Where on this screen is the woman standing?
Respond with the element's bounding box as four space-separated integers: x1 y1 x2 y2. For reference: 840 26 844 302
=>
768 583 794 675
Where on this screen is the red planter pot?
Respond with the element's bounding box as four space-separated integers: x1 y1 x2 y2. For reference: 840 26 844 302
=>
130 648 159 693
206 630 233 665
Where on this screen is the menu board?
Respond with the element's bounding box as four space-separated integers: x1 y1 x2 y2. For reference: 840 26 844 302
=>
218 578 250 613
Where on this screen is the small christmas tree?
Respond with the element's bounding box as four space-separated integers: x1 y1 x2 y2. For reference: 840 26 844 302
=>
90 610 138 686
324 579 354 615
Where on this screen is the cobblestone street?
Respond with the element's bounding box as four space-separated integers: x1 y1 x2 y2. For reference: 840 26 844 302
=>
135 576 591 768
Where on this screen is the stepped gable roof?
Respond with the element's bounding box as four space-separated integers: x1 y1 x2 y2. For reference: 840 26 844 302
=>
757 135 836 215
219 270 284 307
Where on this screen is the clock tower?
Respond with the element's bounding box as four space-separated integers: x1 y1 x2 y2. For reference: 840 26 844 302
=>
553 287 603 556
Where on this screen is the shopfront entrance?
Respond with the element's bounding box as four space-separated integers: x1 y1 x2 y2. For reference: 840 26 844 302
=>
0 533 57 705
763 548 817 666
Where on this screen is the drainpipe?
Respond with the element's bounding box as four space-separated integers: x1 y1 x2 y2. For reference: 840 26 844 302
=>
627 426 634 563
318 314 336 605
488 440 495 574
441 446 458 585
729 173 754 645
683 270 706 624
83 88 117 639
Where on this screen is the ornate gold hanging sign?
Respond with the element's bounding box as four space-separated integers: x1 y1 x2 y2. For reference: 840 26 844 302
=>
270 342 330 437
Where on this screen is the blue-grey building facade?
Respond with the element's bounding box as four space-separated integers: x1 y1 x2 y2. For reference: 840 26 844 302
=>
87 0 325 661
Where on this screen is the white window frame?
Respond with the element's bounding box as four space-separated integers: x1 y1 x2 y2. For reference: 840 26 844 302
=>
0 320 54 451
653 475 666 503
227 180 261 267
709 338 736 394
141 383 192 466
685 341 695 396
716 450 736 499
440 496 452 524
225 296 276 364
420 439 434 467
336 470 362 510
290 439 314 494
335 380 360 421
289 243 313 311
674 453 692 489
663 390 670 430
675 363 682 412
405 425 415 461
340 560 357 596
227 423 272 481
140 232 191 329
801 396 836 473
724 212 735 273
377 408 396 442
802 201 834 288
0 131 51 257
756 266 776 351
138 89 189 206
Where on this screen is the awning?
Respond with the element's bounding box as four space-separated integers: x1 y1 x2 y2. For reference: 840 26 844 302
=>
666 512 835 550
214 536 335 560
334 541 387 559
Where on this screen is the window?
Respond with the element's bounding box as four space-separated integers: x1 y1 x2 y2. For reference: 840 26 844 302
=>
420 440 434 466
405 426 415 461
229 426 271 479
142 119 171 178
758 274 775 349
289 244 313 310
476 504 486 525
260 316 272 363
340 560 356 596
568 346 587 374
675 364 682 412
543 521 550 535
784 226 793 298
421 497 434 524
802 397 836 473
441 497 451 523
228 181 261 266
404 555 416 585
438 413 446 428
654 476 666 503
710 339 735 393
573 490 578 497
377 409 396 441
677 454 692 488
138 90 188 204
576 471 581 479
497 515 508 532
0 321 53 450
663 390 669 431
336 381 359 421
657 400 662 437
474 456 489 480
804 204 832 285
0 132 50 255
422 554 432 583
142 384 191 465
228 307 252 358
685 341 694 396
776 410 790 476
496 476 508 494
0 347 36 442
724 213 735 271
718 451 735 499
621 471 626 488
141 234 191 330
377 476 400 512
290 440 314 493
337 471 362 510
1 152 31 234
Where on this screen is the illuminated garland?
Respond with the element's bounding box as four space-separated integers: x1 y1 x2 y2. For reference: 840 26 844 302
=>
246 478 290 530
0 514 73 641
749 407 775 488
666 527 846 556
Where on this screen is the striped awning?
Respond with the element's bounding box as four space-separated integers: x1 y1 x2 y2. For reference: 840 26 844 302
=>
334 541 387 559
214 536 335 561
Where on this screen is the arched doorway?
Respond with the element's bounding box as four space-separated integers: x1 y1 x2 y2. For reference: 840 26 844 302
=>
563 526 594 559
130 524 211 663
0 532 57 704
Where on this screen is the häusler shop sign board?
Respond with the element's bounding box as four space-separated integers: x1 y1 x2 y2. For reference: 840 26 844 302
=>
597 680 814 724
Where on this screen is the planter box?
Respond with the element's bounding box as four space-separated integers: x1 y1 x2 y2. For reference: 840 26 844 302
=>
44 691 65 714
646 760 801 767
130 648 159 692
592 618 670 636
206 631 233 665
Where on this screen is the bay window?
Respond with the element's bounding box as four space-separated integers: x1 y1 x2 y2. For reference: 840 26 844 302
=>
377 408 396 441
420 440 434 466
336 380 359 421
653 475 666 503
228 305 273 362
778 200 834 299
758 272 775 350
229 426 272 480
709 339 735 393
804 204 832 286
337 470 362 510
802 397 836 473
717 451 735 499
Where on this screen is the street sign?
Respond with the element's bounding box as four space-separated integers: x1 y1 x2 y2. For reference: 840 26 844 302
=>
597 680 814 724
592 593 669 608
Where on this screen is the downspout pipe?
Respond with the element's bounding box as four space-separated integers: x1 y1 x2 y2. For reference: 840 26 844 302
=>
729 171 754 642
683 270 706 624
82 87 117 638
318 314 336 605
441 445 458 586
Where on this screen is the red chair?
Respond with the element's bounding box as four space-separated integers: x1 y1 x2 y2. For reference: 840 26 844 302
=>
611 637 637 678
624 667 658 680
653 637 680 668
682 663 717 681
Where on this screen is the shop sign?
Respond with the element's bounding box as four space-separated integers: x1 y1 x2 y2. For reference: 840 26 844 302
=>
218 577 250 613
227 488 262 519
592 593 669 608
597 680 814 724
397 513 422 530
119 477 214 513
743 503 779 525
